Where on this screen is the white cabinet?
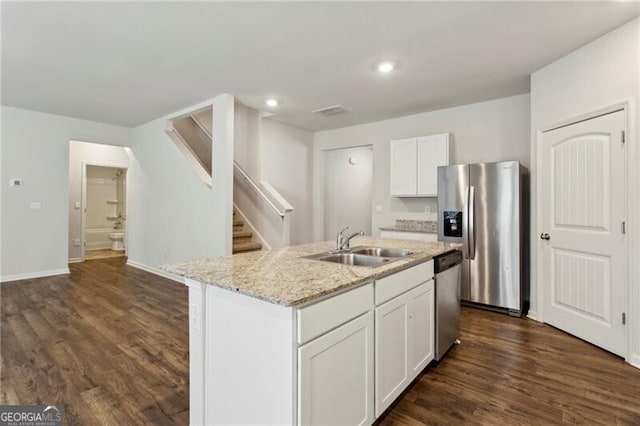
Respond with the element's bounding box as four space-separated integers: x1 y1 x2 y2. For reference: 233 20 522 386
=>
188 260 437 425
374 263 434 417
298 311 375 426
390 133 449 197
389 137 418 196
380 230 438 242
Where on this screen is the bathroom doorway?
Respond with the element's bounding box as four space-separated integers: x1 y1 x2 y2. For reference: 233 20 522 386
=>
81 164 128 261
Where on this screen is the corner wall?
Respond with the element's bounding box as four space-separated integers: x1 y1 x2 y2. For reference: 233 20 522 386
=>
530 17 640 365
261 119 314 245
126 95 235 271
312 94 531 242
0 106 130 281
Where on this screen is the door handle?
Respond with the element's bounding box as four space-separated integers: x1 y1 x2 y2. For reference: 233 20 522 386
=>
540 233 550 240
468 186 476 260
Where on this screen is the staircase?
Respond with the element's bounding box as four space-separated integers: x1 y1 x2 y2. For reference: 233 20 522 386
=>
233 209 263 254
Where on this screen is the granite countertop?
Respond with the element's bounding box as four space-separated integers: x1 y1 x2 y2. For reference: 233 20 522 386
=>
162 237 460 307
379 219 438 234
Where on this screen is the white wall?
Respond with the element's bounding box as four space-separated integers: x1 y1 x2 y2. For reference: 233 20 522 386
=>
126 95 235 271
530 18 640 365
312 94 531 241
0 106 130 282
68 141 129 261
234 102 262 179
261 119 314 245
323 146 373 240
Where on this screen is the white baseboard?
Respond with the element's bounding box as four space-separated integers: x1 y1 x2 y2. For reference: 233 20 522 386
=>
526 310 541 322
1 268 70 283
126 260 185 285
628 353 640 370
68 257 82 264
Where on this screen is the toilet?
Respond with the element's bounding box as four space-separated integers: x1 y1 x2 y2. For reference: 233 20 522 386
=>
108 232 125 251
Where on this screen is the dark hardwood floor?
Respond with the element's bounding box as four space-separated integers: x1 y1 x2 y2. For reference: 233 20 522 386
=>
2 258 640 425
0 258 189 425
379 308 640 425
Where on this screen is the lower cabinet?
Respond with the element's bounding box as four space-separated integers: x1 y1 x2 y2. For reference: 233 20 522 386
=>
375 280 434 417
189 261 435 425
298 311 375 426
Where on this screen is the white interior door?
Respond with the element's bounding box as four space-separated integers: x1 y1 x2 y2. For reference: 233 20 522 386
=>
324 146 373 240
540 109 627 357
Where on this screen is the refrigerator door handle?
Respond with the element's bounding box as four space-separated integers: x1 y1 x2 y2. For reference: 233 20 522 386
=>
468 186 476 260
463 187 470 259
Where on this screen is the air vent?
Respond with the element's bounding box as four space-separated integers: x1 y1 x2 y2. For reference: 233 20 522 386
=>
312 105 351 117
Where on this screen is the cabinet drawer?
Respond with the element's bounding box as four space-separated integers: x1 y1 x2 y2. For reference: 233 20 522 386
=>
375 261 433 305
297 283 373 345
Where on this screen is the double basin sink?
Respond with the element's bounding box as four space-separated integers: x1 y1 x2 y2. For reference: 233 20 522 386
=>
303 246 414 267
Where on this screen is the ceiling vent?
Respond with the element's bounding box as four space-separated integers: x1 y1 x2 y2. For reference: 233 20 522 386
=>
312 105 351 117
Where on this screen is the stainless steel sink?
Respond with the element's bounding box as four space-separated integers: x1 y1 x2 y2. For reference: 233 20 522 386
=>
350 247 413 258
318 253 390 266
302 245 417 267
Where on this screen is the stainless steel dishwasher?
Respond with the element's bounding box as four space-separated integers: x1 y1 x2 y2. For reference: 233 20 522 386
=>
434 250 463 360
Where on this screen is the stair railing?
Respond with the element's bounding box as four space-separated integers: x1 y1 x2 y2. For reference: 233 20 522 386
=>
189 114 295 247
233 161 294 247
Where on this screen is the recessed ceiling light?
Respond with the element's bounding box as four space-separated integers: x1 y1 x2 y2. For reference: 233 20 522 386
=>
266 99 278 107
377 61 395 73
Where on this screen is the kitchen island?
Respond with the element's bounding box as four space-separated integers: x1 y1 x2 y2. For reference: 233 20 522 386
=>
163 237 460 425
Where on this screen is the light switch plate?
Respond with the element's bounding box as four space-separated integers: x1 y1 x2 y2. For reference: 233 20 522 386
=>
375 205 383 213
9 178 22 187
75 201 81 209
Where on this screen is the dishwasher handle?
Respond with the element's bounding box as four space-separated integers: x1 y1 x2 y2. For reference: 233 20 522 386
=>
434 250 463 273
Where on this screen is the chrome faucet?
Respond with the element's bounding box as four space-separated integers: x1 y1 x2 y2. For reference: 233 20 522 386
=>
336 226 364 250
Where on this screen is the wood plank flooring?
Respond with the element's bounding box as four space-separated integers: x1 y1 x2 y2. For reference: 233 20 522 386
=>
84 249 126 261
378 308 640 425
0 258 189 425
2 259 640 425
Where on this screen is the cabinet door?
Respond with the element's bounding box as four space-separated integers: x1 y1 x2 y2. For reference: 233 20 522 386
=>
390 138 417 196
375 293 410 417
417 134 449 196
298 312 374 426
408 281 434 381
375 282 433 417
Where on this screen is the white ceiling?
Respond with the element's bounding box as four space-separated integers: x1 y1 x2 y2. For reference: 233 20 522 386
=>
2 2 639 131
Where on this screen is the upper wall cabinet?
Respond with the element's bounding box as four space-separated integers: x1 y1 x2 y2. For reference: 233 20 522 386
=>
390 133 449 197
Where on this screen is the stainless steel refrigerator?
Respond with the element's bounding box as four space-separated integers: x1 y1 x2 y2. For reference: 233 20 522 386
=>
437 161 528 316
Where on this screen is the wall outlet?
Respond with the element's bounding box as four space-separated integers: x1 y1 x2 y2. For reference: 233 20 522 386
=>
75 201 81 209
424 205 431 214
30 202 42 211
74 239 81 247
375 205 383 213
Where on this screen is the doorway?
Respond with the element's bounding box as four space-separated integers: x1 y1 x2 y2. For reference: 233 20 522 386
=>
68 140 130 263
538 108 627 357
82 165 128 261
323 146 373 240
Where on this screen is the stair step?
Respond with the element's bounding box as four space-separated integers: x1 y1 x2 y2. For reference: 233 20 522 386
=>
233 241 263 254
233 219 244 227
233 231 253 243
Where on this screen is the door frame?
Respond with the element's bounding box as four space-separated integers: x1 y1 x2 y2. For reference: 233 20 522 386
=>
535 99 636 364
81 161 130 261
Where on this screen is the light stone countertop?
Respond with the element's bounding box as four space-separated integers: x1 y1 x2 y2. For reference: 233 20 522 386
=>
161 237 461 307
